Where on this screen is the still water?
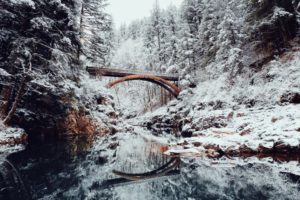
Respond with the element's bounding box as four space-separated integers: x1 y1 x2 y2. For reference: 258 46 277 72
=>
2 132 300 200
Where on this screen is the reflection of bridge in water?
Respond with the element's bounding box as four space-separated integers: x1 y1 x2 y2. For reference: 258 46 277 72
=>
100 168 180 189
98 141 181 189
86 67 181 97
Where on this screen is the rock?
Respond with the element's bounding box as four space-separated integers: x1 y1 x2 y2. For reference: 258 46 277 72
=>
237 123 249 131
271 117 279 123
240 128 252 136
109 126 118 135
280 92 300 104
108 119 117 125
95 156 108 165
205 149 221 158
227 111 234 120
225 146 239 156
245 99 257 108
203 145 224 158
249 55 275 72
273 141 291 153
236 113 246 117
213 101 227 110
232 105 241 110
96 95 113 105
206 101 227 110
192 142 202 147
238 145 256 155
257 144 273 154
108 142 119 150
198 116 227 130
193 102 206 110
0 128 27 146
181 130 193 138
145 114 182 134
178 118 192 131
203 144 221 152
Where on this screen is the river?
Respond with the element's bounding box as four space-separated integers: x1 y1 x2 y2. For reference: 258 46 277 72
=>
2 130 300 200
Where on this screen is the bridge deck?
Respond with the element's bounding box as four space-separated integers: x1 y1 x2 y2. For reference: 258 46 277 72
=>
86 67 179 81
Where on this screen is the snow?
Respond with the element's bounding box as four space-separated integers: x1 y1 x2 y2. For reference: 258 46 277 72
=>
167 104 300 154
191 51 300 105
273 7 294 18
1 2 299 195
30 17 54 31
127 96 299 157
8 0 35 8
137 49 300 157
0 68 11 76
0 127 26 155
31 77 57 90
61 36 72 46
0 144 25 155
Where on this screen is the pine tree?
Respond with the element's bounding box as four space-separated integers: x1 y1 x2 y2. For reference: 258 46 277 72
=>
178 0 203 74
148 0 168 70
80 0 113 66
164 5 180 67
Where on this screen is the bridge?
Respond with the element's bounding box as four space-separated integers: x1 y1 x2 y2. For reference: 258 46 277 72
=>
99 157 181 189
86 67 181 97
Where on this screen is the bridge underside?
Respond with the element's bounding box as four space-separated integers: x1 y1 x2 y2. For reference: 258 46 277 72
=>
107 75 181 98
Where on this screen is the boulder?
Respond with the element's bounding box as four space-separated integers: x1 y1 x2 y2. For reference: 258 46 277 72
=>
280 92 300 104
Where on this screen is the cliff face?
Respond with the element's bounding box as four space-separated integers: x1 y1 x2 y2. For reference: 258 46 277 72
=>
0 0 117 137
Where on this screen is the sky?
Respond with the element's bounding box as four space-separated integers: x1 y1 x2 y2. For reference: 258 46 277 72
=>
106 0 183 27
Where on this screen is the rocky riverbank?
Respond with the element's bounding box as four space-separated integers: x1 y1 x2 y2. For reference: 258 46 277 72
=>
138 50 300 160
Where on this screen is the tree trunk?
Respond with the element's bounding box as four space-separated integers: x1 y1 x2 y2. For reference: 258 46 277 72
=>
78 2 84 62
3 76 26 125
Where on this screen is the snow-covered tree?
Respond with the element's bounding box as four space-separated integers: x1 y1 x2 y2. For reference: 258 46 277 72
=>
164 5 180 67
80 0 114 66
177 0 203 74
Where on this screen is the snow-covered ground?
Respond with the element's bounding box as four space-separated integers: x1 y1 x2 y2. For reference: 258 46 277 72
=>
166 104 300 156
138 49 300 159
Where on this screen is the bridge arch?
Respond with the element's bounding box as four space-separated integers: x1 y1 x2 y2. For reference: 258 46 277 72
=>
107 75 181 98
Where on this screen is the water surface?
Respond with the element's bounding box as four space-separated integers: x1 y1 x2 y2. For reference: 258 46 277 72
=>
4 132 300 200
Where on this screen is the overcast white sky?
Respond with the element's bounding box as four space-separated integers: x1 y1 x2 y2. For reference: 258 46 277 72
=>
107 0 183 27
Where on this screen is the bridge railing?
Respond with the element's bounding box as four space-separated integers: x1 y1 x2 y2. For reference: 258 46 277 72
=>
86 67 180 81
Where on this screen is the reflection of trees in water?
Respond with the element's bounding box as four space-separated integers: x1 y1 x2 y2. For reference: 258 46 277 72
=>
4 133 300 200
6 135 96 199
110 137 300 200
0 159 30 200
161 162 300 200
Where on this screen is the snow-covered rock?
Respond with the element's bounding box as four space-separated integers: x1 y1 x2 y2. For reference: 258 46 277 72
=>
0 127 27 154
